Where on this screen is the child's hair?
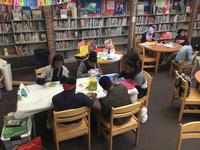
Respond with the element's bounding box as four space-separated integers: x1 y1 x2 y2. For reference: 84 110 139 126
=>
99 76 112 91
52 54 64 67
88 51 97 63
60 76 76 85
126 52 142 75
178 29 186 36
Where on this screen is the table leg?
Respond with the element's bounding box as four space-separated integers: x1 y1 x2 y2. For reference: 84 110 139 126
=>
155 52 161 74
32 115 36 136
118 60 122 73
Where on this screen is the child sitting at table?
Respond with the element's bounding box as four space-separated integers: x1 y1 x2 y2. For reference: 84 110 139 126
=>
115 52 147 99
52 76 101 111
99 76 132 125
159 29 190 68
175 28 189 46
36 54 69 84
77 51 102 78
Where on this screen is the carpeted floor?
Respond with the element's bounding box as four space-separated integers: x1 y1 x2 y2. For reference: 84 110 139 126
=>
0 64 200 150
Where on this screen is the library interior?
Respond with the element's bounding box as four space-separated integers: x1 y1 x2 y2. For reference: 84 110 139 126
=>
0 0 200 150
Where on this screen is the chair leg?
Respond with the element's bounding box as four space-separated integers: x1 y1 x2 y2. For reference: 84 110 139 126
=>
88 132 91 150
56 141 59 150
109 134 113 150
176 137 182 150
178 103 185 122
135 127 140 145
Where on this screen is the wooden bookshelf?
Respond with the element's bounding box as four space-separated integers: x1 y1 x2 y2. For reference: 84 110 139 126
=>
0 10 48 59
53 14 130 58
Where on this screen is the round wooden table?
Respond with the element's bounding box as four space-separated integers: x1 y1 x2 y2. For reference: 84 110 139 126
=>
195 71 200 83
143 42 182 74
98 52 123 73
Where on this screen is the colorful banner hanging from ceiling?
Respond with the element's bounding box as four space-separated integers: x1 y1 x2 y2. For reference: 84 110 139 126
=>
0 0 69 6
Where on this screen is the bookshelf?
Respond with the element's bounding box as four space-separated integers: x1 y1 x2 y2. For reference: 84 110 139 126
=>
193 10 200 37
53 14 130 58
51 0 131 59
0 7 48 62
134 0 193 46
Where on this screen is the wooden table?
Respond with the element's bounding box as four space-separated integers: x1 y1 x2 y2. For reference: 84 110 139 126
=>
195 71 200 83
98 52 123 73
142 42 182 74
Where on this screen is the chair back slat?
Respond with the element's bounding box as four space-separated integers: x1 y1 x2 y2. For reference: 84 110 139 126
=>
113 108 141 119
181 122 200 133
54 107 89 123
142 71 152 106
56 112 88 123
112 101 142 119
182 133 200 139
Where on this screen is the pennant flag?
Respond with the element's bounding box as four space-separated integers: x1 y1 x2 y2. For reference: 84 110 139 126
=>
4 0 13 5
24 0 30 7
19 0 24 6
45 0 52 6
38 0 45 6
30 0 38 9
52 0 56 5
13 0 20 6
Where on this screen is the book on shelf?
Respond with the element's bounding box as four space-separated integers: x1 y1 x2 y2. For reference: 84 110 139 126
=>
12 7 22 20
32 9 42 19
114 0 126 15
137 5 144 15
22 7 32 19
105 0 115 15
60 9 67 19
0 23 12 33
14 33 46 43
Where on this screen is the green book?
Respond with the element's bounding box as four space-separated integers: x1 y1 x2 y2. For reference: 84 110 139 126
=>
2 118 28 139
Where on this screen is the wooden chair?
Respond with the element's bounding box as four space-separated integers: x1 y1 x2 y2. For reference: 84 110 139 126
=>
52 107 91 150
136 43 157 71
98 101 143 150
177 121 200 150
35 67 45 78
170 51 197 77
171 71 200 122
142 71 153 107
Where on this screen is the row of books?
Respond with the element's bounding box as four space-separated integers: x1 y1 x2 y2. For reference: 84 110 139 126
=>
80 17 128 28
13 22 45 32
55 27 127 39
193 30 200 37
136 14 190 24
56 41 78 50
53 20 78 30
0 46 31 57
55 31 78 40
0 23 12 34
15 45 32 56
12 7 43 20
55 38 128 51
0 35 14 45
135 25 176 34
14 33 46 43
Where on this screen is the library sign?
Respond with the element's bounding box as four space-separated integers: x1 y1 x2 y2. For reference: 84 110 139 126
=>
0 0 70 6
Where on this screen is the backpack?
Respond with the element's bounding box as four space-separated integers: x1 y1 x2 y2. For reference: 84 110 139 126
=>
175 73 191 97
